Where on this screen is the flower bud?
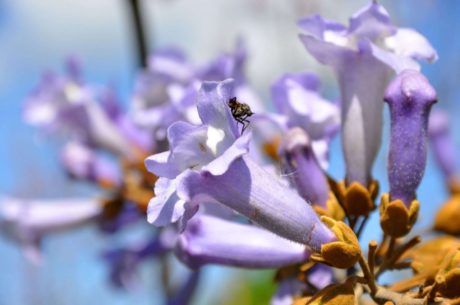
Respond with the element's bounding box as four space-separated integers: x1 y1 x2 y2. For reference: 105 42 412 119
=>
385 70 437 206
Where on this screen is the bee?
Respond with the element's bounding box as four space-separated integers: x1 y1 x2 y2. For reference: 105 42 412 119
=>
228 97 254 134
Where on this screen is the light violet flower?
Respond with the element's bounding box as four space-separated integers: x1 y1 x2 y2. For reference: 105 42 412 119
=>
196 40 262 111
132 42 263 141
24 61 136 159
279 128 330 208
385 70 437 206
61 141 122 187
176 215 310 269
298 1 437 185
130 48 198 139
197 39 247 85
271 72 340 169
271 72 339 137
0 197 101 263
429 110 458 184
146 79 335 251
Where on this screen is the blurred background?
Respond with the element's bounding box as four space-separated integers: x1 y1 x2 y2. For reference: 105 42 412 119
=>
0 0 459 304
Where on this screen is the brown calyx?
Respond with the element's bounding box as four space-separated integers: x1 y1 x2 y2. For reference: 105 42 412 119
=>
434 195 460 235
329 179 378 218
379 193 419 238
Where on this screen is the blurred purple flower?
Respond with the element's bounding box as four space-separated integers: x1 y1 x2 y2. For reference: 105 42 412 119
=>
24 60 139 159
131 42 263 141
298 1 437 185
0 197 101 263
429 110 458 184
130 48 198 139
61 141 122 187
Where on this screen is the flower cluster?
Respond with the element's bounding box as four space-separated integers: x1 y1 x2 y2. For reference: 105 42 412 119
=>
4 1 460 305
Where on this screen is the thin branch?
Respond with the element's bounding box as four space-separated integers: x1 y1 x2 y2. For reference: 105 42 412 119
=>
373 287 448 305
356 216 370 238
368 240 378 275
359 254 377 295
376 236 421 279
127 0 149 68
376 234 389 259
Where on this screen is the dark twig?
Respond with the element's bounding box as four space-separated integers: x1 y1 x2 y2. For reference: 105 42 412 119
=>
127 0 149 68
356 216 369 238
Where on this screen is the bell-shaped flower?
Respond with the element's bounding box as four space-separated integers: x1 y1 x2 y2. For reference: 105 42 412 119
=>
176 215 310 269
145 79 335 251
23 61 137 159
298 1 437 185
385 70 437 206
270 72 340 169
429 110 459 186
0 197 101 263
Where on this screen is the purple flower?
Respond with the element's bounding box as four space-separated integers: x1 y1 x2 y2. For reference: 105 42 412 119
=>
24 61 136 159
0 197 101 263
130 49 198 139
385 70 437 206
298 1 437 185
198 40 263 112
60 141 122 187
197 39 247 85
132 42 263 142
146 79 335 251
270 72 340 169
176 215 310 269
429 110 458 184
279 128 330 207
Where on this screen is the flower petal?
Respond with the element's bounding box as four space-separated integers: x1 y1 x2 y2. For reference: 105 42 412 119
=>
385 28 438 63
147 178 186 226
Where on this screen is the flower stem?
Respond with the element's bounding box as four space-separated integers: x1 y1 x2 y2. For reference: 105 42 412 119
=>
376 236 421 279
358 254 377 295
368 240 378 275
